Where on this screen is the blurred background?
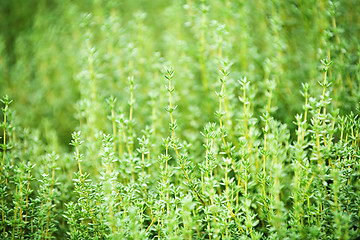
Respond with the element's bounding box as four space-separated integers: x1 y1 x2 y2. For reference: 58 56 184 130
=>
1 0 359 148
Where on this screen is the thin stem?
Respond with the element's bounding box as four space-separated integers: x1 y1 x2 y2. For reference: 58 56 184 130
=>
166 69 206 206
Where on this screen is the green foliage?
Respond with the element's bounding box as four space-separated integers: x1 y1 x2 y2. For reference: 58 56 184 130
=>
1 0 360 239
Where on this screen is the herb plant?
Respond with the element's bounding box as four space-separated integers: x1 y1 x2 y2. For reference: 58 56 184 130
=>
1 0 360 239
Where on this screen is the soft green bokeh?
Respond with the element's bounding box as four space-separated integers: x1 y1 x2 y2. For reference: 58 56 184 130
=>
1 0 359 146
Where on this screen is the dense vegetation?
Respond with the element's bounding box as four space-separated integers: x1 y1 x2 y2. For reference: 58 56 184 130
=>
1 0 360 239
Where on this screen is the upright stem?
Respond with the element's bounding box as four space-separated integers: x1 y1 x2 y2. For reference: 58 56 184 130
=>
0 102 9 179
165 68 206 206
0 97 11 237
217 68 243 233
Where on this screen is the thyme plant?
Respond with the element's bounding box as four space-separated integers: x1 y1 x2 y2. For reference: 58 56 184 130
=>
1 0 360 239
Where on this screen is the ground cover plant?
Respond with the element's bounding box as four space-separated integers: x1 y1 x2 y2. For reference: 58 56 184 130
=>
1 0 360 239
